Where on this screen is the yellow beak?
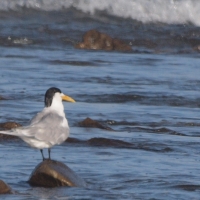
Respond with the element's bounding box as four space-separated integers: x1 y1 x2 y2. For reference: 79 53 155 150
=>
62 94 76 103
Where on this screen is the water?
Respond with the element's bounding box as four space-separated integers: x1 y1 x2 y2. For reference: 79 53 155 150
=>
0 0 200 199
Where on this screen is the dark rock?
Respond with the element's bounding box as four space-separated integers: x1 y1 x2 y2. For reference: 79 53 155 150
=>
0 134 19 140
174 184 200 191
113 38 132 51
0 122 22 130
0 122 22 140
66 137 133 149
193 45 200 52
28 159 86 188
66 137 83 143
0 180 12 194
0 96 6 100
131 39 157 49
87 137 133 148
79 117 113 131
75 29 132 52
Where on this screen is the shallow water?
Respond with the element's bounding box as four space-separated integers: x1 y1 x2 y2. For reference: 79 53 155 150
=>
1 1 200 199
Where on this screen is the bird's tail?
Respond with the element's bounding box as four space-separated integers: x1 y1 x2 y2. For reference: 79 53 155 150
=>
0 129 19 137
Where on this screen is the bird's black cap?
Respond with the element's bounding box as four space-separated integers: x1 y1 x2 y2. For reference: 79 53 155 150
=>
45 87 61 107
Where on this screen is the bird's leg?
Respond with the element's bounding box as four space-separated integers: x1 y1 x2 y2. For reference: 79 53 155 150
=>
48 148 51 160
40 149 45 161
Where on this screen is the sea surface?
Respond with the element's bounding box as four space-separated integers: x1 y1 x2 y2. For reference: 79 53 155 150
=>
0 0 200 199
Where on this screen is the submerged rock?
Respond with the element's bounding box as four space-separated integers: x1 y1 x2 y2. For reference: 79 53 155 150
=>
0 134 18 140
0 96 6 100
87 137 133 148
28 159 86 188
75 29 132 52
79 117 113 131
0 180 12 194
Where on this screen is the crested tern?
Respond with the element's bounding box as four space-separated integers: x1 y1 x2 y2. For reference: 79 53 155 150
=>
0 87 75 160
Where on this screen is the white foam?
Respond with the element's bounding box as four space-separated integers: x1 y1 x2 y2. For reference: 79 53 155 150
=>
1 0 200 26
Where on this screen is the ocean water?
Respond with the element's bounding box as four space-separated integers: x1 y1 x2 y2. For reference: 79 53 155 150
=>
0 0 200 199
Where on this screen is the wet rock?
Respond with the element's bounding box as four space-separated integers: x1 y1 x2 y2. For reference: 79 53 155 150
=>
29 159 86 188
87 137 133 148
131 39 157 49
66 137 83 144
79 117 113 131
175 184 200 191
75 29 132 52
76 29 103 50
113 38 132 51
0 122 21 140
66 137 133 149
0 134 19 140
0 122 22 130
100 33 113 51
0 95 6 100
193 45 200 52
0 180 12 194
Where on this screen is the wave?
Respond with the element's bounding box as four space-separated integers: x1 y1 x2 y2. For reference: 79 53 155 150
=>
1 0 200 26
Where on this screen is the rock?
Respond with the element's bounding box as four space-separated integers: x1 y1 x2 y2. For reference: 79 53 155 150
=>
0 134 18 140
0 122 22 130
79 117 113 131
78 31 114 51
28 159 86 188
75 29 132 52
82 29 102 49
193 45 200 52
99 33 113 51
87 137 133 148
0 96 6 100
113 38 132 51
0 180 12 194
66 137 83 143
0 122 22 140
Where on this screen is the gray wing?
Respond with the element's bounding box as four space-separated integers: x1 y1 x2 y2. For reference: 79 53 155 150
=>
29 111 46 125
22 111 69 145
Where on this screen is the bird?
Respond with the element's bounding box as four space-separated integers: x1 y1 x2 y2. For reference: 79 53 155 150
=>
0 87 75 160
